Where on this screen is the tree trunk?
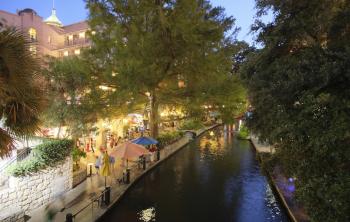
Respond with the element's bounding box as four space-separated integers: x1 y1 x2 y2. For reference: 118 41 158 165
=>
56 123 62 139
150 93 159 138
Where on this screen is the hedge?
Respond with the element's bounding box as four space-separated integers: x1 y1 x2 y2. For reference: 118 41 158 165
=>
179 119 204 130
7 139 74 177
157 131 184 148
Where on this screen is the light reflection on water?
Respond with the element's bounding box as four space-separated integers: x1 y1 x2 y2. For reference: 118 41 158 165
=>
137 207 156 222
102 128 290 222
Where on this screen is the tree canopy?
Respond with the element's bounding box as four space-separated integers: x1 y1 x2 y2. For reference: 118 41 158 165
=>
86 0 247 137
242 1 350 221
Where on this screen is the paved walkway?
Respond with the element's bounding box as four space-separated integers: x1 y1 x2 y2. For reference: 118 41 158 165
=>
27 125 218 222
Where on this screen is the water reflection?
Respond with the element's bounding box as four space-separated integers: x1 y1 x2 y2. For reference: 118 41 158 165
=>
102 128 289 222
138 207 156 222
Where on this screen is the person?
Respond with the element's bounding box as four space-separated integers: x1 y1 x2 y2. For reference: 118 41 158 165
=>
95 155 101 174
109 135 115 149
45 174 66 221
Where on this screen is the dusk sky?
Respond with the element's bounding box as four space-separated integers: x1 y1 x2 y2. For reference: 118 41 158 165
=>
0 0 273 44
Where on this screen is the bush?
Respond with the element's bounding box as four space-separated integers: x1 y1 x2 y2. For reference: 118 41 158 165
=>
237 124 250 140
7 139 73 177
157 131 184 148
179 119 204 130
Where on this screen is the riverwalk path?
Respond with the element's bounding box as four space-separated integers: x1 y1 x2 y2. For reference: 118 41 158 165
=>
28 125 218 222
250 136 310 222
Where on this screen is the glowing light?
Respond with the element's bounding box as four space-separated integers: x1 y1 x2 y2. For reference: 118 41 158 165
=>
79 32 85 39
209 131 215 136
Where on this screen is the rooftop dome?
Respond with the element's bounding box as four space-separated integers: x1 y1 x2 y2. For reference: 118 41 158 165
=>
18 8 37 15
44 8 62 27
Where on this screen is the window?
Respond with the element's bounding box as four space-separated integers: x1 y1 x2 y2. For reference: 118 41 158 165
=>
63 51 69 56
73 34 78 44
79 32 85 39
74 49 80 55
29 45 36 55
28 28 37 41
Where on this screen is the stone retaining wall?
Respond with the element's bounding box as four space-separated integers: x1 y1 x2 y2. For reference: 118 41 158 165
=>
0 157 73 221
72 167 87 188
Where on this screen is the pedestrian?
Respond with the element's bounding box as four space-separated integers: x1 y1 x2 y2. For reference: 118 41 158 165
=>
95 155 101 174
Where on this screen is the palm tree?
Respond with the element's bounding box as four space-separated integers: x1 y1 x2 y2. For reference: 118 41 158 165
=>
0 28 46 158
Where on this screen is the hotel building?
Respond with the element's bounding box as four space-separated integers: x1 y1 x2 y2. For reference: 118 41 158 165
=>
0 7 90 57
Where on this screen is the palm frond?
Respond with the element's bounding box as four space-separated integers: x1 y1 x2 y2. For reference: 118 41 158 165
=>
0 28 46 157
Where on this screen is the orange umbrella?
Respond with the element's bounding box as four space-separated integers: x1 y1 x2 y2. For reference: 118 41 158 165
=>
110 142 150 168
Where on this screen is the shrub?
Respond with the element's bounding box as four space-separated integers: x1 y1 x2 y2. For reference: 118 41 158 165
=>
35 139 73 166
6 159 44 177
7 139 73 177
237 124 250 140
179 119 204 130
157 131 184 148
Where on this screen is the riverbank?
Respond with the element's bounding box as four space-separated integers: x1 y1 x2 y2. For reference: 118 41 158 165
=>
249 136 310 222
28 124 219 222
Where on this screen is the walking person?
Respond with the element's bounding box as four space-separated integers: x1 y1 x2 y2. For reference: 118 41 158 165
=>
95 155 101 174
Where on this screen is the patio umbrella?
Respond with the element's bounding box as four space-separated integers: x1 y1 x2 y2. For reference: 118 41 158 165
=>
131 136 158 146
100 152 111 187
110 142 150 168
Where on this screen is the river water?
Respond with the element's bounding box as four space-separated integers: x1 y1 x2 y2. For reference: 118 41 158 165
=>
102 128 290 222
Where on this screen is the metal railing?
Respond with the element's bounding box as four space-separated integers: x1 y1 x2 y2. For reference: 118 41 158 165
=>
0 147 33 173
67 186 111 222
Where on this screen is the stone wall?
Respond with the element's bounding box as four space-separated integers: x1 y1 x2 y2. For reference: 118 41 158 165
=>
0 157 73 221
72 167 87 188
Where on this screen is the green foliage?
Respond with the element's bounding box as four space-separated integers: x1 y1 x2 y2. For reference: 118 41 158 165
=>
156 131 184 148
237 124 249 140
242 1 350 221
179 119 204 130
42 56 99 139
7 139 73 177
86 0 246 137
72 147 87 170
0 28 46 158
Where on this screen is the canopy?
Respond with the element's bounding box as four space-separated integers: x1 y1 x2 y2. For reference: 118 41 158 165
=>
110 142 150 159
131 136 158 146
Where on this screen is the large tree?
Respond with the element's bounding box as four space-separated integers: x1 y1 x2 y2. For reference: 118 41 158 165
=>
242 1 350 221
42 56 101 139
86 0 244 137
0 28 46 158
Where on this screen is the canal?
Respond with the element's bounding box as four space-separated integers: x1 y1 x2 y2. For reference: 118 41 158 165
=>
101 128 290 222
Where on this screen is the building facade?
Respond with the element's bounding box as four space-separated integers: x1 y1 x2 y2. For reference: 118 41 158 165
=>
0 8 90 57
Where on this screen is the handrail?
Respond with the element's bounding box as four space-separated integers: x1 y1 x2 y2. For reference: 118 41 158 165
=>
71 188 108 221
0 147 33 173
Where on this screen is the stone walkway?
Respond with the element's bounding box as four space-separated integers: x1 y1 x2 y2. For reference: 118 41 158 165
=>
28 125 218 222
